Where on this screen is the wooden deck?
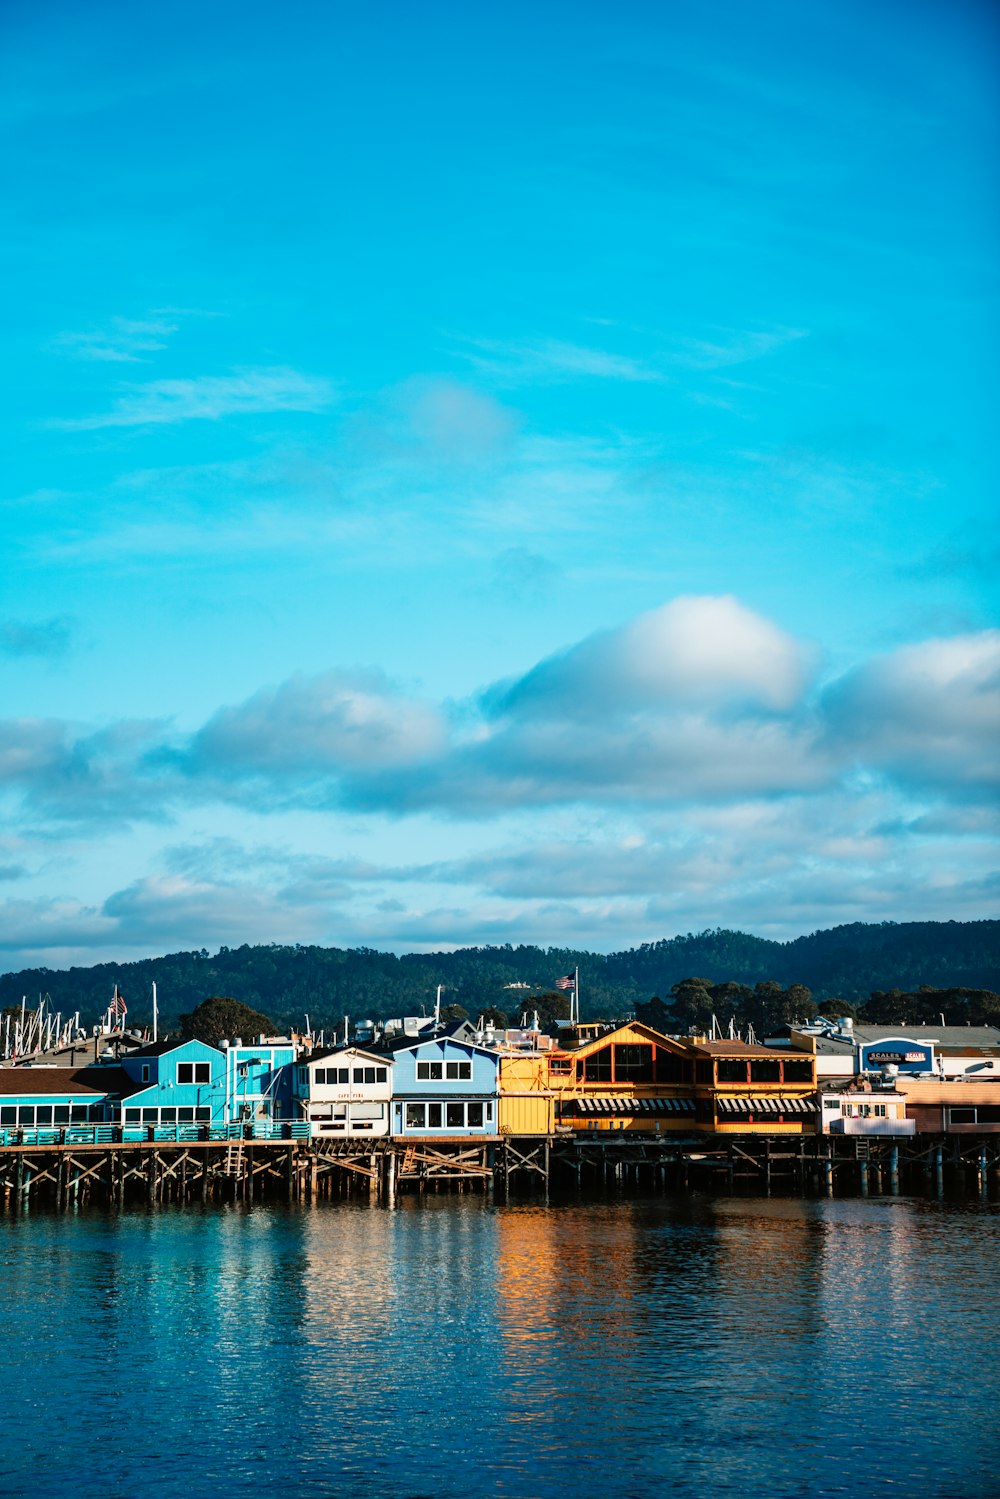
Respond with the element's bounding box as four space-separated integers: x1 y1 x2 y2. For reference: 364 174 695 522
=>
0 1132 997 1210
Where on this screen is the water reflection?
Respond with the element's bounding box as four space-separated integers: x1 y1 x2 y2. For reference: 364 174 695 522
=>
1 1196 998 1499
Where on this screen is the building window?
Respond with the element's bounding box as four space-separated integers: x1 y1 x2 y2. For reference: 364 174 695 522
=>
338 1068 349 1083
124 1108 140 1123
417 1061 443 1081
195 1107 211 1121
406 1103 426 1129
584 1048 612 1083
467 1102 484 1128
446 1062 472 1081
717 1060 749 1083
446 1102 465 1128
160 1108 176 1124
36 1107 53 1125
177 1062 211 1085
783 1061 812 1082
654 1050 691 1084
54 1107 70 1124
141 1065 150 1082
615 1045 653 1082
178 1108 195 1122
427 1102 442 1128
376 1068 387 1083
749 1061 781 1083
949 1107 976 1124
0 1107 15 1126
17 1107 35 1125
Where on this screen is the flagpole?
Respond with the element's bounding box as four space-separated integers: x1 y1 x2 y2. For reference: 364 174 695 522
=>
574 966 579 1026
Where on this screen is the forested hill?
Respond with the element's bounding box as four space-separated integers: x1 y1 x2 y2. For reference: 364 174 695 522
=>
2 921 998 1034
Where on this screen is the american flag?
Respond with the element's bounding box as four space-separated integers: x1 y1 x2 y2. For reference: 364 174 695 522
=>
109 988 127 1022
554 973 575 990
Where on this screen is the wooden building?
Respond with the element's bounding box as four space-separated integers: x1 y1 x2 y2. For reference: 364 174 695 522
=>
543 1024 817 1135
390 1035 499 1136
545 1021 698 1132
293 1047 392 1137
894 1077 1000 1134
498 1051 553 1136
0 1067 111 1139
685 1040 817 1134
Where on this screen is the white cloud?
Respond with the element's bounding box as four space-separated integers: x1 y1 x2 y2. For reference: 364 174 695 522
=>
56 366 335 429
191 669 445 781
494 595 812 719
825 630 1000 791
52 316 178 363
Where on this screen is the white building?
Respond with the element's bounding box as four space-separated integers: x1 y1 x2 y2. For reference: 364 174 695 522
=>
293 1047 393 1137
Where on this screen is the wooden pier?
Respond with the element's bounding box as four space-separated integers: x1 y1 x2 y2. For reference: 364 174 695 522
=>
1 1132 998 1210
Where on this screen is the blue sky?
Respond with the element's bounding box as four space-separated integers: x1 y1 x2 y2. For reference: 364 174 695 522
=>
2 0 998 971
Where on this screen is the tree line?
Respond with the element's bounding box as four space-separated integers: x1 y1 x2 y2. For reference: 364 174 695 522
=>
1 919 997 1037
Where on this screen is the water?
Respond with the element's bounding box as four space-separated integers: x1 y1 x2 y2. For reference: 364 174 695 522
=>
2 1194 998 1499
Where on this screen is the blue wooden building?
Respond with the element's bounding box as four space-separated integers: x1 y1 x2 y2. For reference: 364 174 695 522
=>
0 1068 111 1140
223 1039 297 1125
390 1035 500 1136
115 1038 228 1130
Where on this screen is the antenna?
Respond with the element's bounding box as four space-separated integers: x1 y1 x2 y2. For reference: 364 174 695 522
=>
152 981 158 1044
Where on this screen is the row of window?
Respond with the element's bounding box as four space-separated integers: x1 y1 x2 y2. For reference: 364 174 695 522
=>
123 1107 213 1123
416 1061 472 1081
403 1100 492 1129
312 1066 388 1085
0 1105 99 1126
950 1106 1000 1124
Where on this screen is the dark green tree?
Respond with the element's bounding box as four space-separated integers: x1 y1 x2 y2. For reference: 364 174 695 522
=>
634 995 673 1032
179 995 276 1047
817 998 856 1019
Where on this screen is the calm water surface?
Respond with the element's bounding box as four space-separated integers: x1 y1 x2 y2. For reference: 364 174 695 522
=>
2 1193 998 1498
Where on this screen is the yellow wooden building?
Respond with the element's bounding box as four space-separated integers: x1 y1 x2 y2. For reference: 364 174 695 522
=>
682 1039 817 1134
535 1023 817 1135
497 1051 555 1136
544 1021 699 1133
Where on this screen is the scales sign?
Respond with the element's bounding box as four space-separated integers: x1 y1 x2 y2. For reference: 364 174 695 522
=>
860 1039 934 1073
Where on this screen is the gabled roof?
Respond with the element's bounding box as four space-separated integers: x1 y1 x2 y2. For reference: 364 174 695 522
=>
127 1037 215 1061
301 1047 391 1068
391 1034 500 1060
552 1020 678 1060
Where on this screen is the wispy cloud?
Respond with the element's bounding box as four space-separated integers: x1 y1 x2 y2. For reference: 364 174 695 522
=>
55 367 336 429
52 316 179 363
667 325 807 371
454 335 665 384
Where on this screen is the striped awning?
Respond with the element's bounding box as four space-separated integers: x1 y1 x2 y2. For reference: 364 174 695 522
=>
571 1096 695 1116
716 1095 818 1115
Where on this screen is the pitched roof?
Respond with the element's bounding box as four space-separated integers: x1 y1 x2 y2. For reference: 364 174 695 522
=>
127 1037 222 1058
301 1047 390 1067
0 1066 113 1097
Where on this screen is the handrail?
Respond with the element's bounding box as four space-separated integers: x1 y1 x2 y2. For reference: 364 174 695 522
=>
0 1120 310 1148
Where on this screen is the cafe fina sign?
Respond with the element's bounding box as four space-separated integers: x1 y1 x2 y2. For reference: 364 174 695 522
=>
860 1037 934 1072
